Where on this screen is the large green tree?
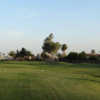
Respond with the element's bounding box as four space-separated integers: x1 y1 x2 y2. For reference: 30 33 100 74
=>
42 33 61 54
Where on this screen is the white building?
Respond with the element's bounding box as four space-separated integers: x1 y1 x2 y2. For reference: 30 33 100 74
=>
0 53 13 60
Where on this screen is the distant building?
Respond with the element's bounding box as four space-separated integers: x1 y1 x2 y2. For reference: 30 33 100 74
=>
86 53 100 57
0 53 13 60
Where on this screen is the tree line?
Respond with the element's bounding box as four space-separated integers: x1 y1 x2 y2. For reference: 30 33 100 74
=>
8 33 100 63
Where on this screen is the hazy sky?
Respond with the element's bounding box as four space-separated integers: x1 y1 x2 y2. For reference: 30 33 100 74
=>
0 0 100 54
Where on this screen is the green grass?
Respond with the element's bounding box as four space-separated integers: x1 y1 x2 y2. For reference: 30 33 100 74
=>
0 61 100 100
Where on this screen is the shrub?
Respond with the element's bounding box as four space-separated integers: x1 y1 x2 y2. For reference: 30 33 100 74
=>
67 52 79 61
78 52 87 61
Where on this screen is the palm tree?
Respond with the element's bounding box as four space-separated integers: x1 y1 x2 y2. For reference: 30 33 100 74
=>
61 44 68 57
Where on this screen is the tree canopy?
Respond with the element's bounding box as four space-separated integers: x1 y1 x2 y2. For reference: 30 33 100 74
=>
42 33 61 54
16 48 32 57
61 44 67 52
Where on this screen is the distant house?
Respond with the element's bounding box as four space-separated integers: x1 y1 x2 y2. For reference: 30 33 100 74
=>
0 53 13 60
15 55 36 61
4 56 14 60
86 53 100 57
24 55 36 61
86 49 100 57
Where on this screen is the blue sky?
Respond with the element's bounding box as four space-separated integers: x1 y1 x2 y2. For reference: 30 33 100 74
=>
0 0 100 54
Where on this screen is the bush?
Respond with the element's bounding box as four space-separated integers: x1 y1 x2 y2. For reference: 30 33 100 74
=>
60 52 87 63
67 52 79 61
89 56 99 61
78 52 87 61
